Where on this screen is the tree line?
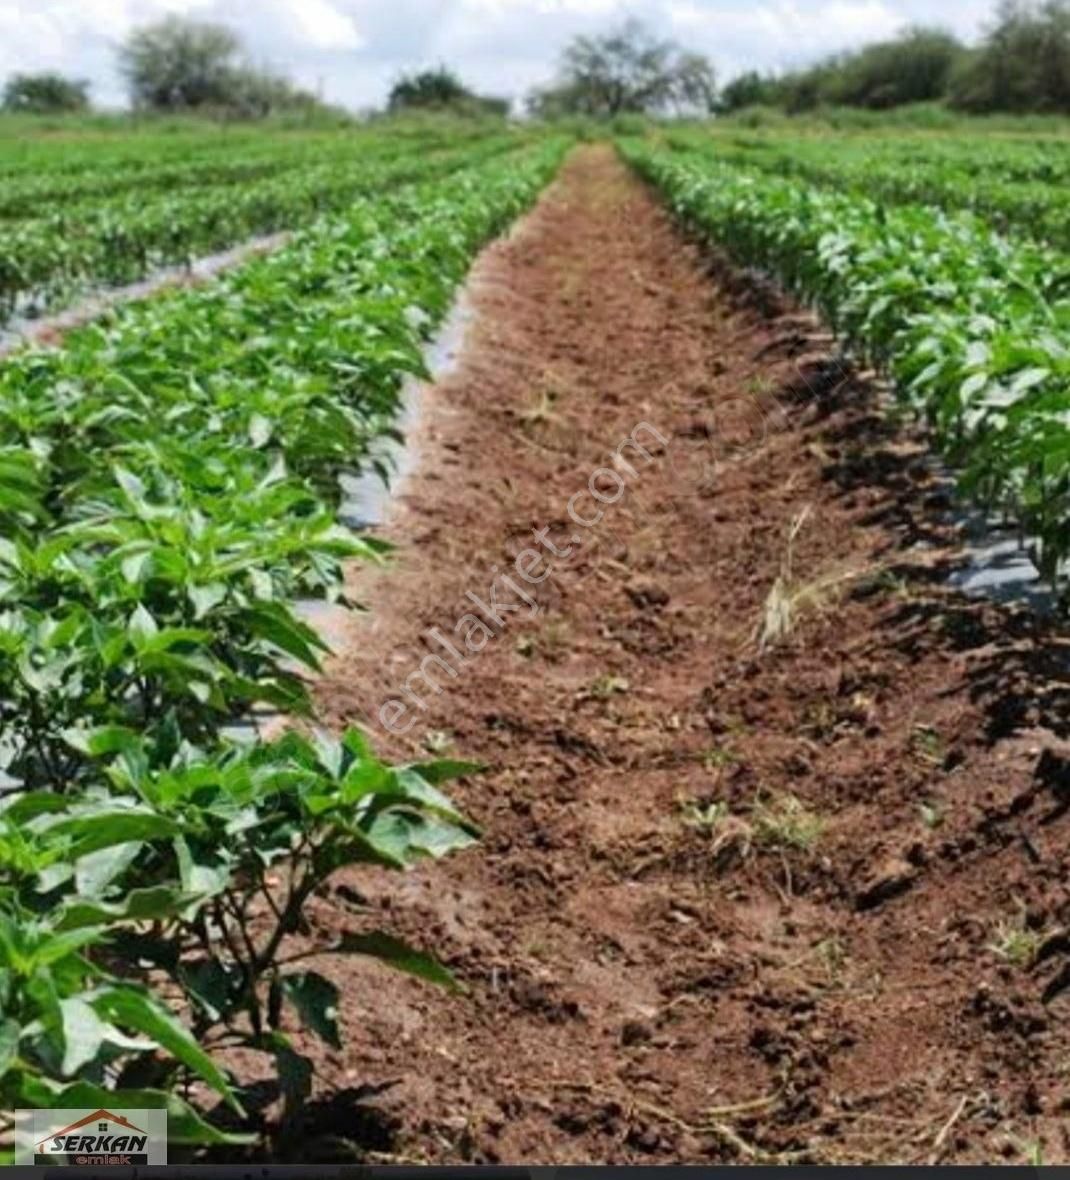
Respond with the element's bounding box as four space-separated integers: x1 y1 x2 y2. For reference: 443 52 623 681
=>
0 15 512 121
720 0 1070 115
2 16 334 119
0 17 719 122
3 0 1069 121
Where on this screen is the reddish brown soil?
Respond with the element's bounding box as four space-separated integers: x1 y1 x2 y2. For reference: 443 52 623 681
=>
284 146 1070 1164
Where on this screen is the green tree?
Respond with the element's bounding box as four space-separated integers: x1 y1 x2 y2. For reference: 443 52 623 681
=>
387 67 508 117
951 0 1070 112
827 27 965 108
530 19 717 117
777 60 841 112
388 67 470 110
2 72 90 114
117 16 333 118
673 52 719 114
224 66 325 119
749 25 963 114
118 16 241 110
717 70 781 113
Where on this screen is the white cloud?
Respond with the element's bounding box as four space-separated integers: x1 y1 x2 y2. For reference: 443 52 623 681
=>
672 0 903 73
268 0 364 51
462 0 620 12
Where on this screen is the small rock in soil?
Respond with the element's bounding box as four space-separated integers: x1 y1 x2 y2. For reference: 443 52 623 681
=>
626 580 670 611
621 1020 654 1046
855 856 917 911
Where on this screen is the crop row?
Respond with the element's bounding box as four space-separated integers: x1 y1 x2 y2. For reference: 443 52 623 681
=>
0 125 366 178
622 139 1070 585
0 137 383 221
667 130 1070 250
0 132 519 322
0 124 499 219
702 130 1070 185
0 137 568 1151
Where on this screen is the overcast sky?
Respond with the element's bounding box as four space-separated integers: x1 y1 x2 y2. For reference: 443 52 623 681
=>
0 0 994 111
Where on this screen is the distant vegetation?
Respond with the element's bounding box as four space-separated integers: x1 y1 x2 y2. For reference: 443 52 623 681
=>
719 0 1070 116
952 0 1070 112
529 20 717 117
2 71 90 114
1 0 1069 124
387 67 509 118
117 16 332 118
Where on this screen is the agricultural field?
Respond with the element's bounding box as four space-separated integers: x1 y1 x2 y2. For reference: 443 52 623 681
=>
629 127 1070 582
0 119 569 1155
3 108 1070 1168
0 120 523 322
665 125 1070 247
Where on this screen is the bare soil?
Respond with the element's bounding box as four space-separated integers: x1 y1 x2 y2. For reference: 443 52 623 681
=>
281 146 1070 1165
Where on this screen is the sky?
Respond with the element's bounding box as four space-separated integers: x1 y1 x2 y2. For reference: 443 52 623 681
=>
0 0 994 112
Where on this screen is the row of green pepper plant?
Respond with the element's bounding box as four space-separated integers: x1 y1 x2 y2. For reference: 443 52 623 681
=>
665 128 1070 251
0 136 569 1154
0 131 435 220
621 138 1070 585
0 121 505 220
0 132 521 322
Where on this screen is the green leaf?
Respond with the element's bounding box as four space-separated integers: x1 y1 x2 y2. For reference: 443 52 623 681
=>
43 809 182 860
129 603 159 644
188 582 228 619
1009 366 1050 395
61 725 140 758
364 808 477 864
113 466 147 504
32 926 106 969
2 793 70 824
58 995 111 1076
241 602 328 670
389 767 473 826
57 886 200 932
178 960 242 1023
121 549 153 585
91 985 242 1113
74 841 143 899
0 1018 20 1077
960 371 989 401
332 930 460 992
138 627 213 655
281 971 341 1048
174 836 232 899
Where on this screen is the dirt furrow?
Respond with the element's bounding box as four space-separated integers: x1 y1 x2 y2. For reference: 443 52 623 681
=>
280 145 1070 1165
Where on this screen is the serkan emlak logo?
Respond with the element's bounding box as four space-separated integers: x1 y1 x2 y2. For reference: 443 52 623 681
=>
20 1107 168 1165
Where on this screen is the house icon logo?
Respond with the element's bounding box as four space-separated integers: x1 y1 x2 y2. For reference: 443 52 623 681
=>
17 1106 167 1166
